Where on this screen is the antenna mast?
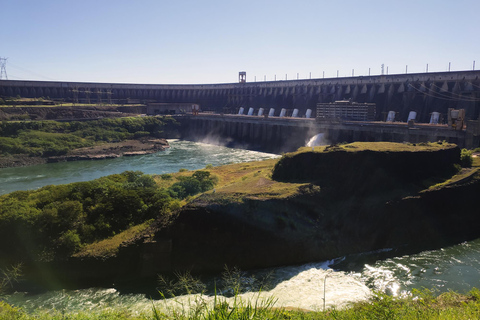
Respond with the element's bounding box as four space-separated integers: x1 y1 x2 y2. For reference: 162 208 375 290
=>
0 57 7 80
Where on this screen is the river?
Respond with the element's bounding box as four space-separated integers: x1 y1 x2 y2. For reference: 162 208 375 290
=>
2 140 480 314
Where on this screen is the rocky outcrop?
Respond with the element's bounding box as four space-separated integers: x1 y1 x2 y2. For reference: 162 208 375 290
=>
47 138 169 163
34 170 479 291
0 138 169 168
24 144 480 291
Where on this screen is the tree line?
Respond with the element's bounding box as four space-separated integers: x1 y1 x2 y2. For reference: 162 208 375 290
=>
0 116 178 157
0 170 216 265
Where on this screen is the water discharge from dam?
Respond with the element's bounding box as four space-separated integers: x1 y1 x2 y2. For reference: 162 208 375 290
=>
2 140 480 313
306 133 328 147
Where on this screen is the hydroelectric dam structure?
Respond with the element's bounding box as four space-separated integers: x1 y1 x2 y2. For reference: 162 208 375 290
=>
1 70 480 152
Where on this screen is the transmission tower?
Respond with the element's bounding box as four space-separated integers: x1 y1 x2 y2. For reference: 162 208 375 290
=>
0 57 7 80
70 86 79 106
84 88 92 104
106 90 113 105
96 89 103 106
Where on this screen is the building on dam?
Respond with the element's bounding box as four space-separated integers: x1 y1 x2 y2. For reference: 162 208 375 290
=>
1 70 480 151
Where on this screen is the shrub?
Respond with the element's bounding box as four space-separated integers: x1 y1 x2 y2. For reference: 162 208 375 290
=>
168 171 217 199
160 173 173 180
460 148 473 167
0 171 177 261
56 230 82 256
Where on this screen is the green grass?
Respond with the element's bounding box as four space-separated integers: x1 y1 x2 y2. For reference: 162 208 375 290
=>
154 159 304 204
296 141 456 155
73 221 153 259
3 289 480 319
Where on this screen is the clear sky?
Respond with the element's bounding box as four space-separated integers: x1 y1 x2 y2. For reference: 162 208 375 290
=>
1 0 479 84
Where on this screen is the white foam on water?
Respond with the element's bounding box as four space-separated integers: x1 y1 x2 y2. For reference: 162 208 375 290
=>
6 262 371 315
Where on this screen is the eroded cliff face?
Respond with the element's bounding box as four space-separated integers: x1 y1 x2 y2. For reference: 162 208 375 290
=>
25 143 480 289
146 174 480 275
135 144 475 274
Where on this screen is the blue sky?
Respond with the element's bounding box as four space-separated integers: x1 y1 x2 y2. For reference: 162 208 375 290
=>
1 0 479 84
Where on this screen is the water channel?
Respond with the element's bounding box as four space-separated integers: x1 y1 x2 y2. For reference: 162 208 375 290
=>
2 140 480 313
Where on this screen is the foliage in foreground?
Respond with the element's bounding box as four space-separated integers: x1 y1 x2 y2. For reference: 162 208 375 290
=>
2 288 480 319
0 169 216 264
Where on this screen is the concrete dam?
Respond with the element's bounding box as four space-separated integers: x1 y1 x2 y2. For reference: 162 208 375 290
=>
1 70 480 123
1 70 480 151
174 114 471 154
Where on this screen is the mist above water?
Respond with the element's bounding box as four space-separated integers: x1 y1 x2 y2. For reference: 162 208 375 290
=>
306 133 328 147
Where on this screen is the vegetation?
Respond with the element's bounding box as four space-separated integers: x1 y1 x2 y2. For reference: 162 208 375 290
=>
3 288 480 319
0 116 177 157
0 170 217 263
169 170 218 199
460 148 473 167
1 142 478 318
0 264 22 297
296 140 457 155
273 142 461 190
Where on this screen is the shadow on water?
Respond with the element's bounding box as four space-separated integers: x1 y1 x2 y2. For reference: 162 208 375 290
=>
8 238 480 313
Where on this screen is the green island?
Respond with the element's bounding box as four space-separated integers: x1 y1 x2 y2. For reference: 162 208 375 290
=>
0 116 179 167
1 115 480 318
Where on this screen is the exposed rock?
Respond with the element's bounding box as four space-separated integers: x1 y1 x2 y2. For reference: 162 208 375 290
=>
0 138 169 168
28 144 480 289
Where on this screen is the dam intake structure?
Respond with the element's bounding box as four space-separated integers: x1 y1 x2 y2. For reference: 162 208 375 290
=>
1 70 479 123
2 70 480 151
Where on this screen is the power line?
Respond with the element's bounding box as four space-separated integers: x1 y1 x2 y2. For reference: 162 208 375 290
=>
427 83 480 102
7 62 55 81
408 83 480 102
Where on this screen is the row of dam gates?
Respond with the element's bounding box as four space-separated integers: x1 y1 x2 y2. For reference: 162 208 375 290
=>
1 70 480 124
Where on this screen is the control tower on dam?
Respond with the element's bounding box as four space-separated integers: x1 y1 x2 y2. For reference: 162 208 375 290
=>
1 70 480 123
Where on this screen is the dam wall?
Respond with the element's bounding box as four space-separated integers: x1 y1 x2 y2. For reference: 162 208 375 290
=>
177 115 315 153
175 115 470 153
1 70 480 123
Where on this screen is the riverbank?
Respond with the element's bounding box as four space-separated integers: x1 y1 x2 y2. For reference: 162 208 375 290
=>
3 288 480 319
0 138 169 168
0 105 145 121
27 141 480 290
2 141 480 315
0 116 179 168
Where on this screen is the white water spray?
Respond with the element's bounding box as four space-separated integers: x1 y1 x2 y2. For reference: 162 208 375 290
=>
306 133 328 147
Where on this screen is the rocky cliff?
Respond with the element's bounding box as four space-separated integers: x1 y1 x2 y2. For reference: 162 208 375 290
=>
26 142 480 289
